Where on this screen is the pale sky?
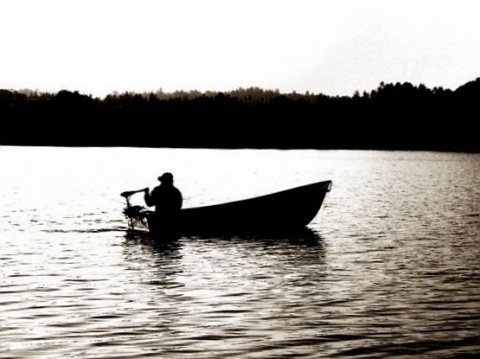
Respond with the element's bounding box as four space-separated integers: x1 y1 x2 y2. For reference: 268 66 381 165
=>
1 0 479 98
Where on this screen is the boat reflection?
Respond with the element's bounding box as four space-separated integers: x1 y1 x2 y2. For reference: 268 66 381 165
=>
125 227 323 249
193 226 323 246
124 225 323 249
122 226 327 290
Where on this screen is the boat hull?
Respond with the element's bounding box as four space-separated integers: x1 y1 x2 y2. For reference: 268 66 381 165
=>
145 181 332 237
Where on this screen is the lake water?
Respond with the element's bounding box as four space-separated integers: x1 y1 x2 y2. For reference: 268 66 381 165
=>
1 146 479 359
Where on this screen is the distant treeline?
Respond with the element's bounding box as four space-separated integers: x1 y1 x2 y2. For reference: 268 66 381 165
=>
1 78 479 152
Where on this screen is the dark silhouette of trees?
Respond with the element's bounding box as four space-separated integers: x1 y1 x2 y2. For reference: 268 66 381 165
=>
0 79 479 152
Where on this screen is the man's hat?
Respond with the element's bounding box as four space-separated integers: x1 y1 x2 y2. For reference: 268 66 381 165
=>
158 172 174 182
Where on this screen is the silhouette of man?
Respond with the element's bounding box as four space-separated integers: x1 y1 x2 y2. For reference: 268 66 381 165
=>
144 172 183 216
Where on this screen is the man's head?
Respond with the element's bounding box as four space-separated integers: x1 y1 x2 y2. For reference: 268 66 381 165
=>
158 172 174 184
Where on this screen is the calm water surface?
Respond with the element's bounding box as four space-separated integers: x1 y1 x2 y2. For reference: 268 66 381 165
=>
1 147 479 359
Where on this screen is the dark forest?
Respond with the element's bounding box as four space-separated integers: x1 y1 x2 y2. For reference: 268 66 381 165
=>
1 78 479 152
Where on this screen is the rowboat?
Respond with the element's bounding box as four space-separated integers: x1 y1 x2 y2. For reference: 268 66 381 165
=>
121 180 332 238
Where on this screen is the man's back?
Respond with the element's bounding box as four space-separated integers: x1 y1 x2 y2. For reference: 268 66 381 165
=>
148 184 183 214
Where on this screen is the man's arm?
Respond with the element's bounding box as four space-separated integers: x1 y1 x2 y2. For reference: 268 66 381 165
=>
144 188 155 207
